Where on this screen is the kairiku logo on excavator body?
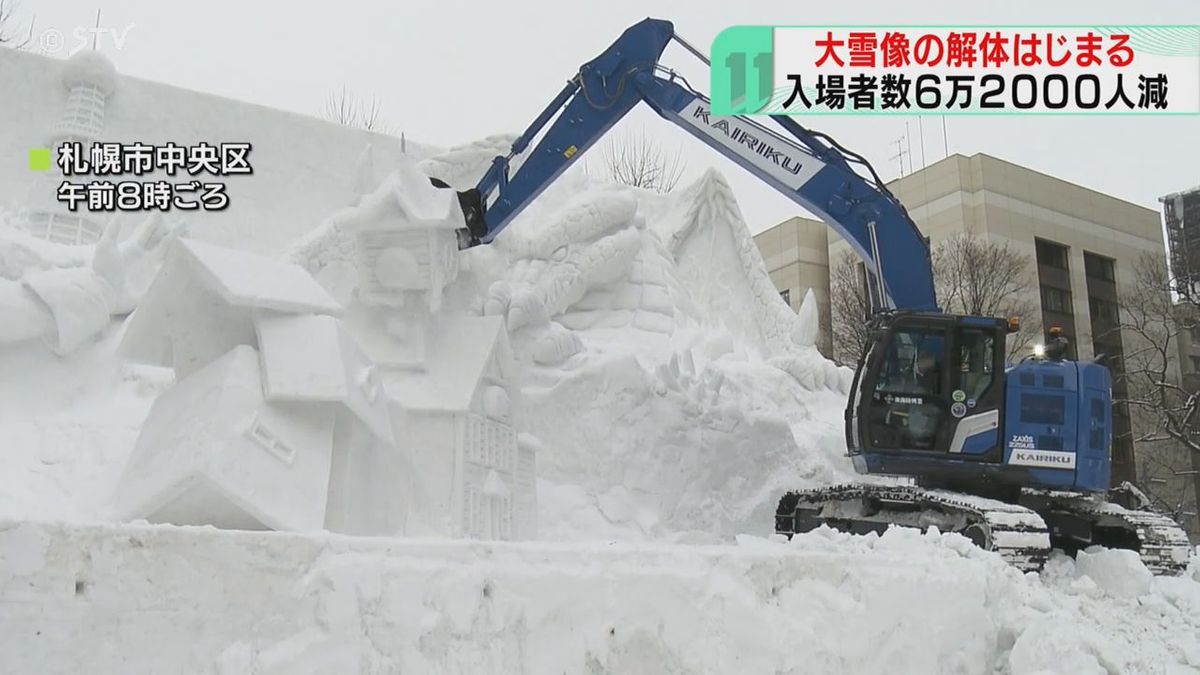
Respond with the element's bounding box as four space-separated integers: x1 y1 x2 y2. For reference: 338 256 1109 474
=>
689 106 806 177
679 101 824 190
1010 450 1076 469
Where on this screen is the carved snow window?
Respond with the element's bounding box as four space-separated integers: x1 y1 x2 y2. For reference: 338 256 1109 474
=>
56 84 107 138
245 415 296 466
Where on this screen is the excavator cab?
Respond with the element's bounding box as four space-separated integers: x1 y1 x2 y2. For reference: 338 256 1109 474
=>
846 312 1010 482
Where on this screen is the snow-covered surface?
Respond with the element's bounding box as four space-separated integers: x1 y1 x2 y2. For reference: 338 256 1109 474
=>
0 63 1198 670
1 520 1198 674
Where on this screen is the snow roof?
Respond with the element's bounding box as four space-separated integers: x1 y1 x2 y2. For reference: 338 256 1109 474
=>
121 238 342 371
178 239 342 314
256 313 394 443
384 314 507 412
332 161 464 234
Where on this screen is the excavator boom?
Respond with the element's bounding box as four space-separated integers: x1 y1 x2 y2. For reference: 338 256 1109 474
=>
454 18 936 313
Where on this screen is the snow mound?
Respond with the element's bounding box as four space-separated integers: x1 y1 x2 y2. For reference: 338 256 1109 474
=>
1074 546 1154 599
1007 615 1121 675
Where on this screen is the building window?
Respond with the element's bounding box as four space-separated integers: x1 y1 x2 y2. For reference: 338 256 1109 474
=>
1035 238 1070 270
1093 342 1123 371
1189 325 1200 342
1083 252 1116 282
780 289 791 305
1190 356 1200 373
1088 297 1119 323
1040 285 1072 314
1113 437 1134 464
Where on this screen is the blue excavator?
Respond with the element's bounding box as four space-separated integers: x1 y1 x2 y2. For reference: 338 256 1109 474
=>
439 19 1191 573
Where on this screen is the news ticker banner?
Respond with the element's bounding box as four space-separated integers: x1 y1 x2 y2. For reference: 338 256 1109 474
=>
710 26 1200 115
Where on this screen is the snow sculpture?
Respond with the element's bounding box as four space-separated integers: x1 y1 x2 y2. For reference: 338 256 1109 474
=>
651 169 850 392
115 238 409 534
472 167 848 392
478 186 687 366
324 165 537 539
383 313 535 538
0 213 176 354
26 50 119 245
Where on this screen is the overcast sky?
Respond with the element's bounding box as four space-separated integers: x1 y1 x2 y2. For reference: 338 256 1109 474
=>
13 0 1200 234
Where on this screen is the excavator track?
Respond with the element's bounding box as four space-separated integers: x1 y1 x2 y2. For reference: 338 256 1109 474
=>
1022 491 1193 576
775 483 1051 572
776 484 1194 575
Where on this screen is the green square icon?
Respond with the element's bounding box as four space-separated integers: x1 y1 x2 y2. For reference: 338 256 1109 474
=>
29 148 52 172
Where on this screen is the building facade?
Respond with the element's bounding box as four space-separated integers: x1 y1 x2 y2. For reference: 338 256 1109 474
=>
1162 186 1200 536
1163 187 1200 293
755 152 1168 488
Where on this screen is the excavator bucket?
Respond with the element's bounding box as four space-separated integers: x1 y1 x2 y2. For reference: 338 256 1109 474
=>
429 177 487 249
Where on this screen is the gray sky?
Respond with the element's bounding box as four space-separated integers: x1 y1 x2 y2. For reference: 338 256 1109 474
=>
16 0 1200 234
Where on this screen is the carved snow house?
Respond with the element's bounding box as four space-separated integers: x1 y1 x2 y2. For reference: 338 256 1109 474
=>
115 238 408 535
330 169 537 540
330 169 461 313
382 314 536 540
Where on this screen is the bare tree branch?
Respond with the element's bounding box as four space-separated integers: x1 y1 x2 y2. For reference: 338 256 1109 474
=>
828 235 1036 365
1101 251 1200 532
931 233 1039 359
322 86 390 133
1105 254 1200 452
596 129 685 194
829 251 870 366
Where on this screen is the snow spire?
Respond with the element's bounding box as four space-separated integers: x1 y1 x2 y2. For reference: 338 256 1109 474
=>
25 50 120 245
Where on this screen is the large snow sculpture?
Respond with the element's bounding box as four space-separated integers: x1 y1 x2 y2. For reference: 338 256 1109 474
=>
115 239 408 534
324 166 537 539
0 213 177 355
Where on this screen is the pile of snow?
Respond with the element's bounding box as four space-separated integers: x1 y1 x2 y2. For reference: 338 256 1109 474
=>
2 520 1197 674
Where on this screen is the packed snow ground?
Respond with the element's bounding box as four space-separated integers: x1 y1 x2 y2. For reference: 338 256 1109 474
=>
1 520 1198 674
1 138 1199 673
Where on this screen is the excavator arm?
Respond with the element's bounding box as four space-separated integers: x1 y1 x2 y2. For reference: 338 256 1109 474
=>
451 18 937 313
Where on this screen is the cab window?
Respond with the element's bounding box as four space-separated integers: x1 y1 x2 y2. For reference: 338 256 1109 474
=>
957 329 995 401
874 330 945 397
